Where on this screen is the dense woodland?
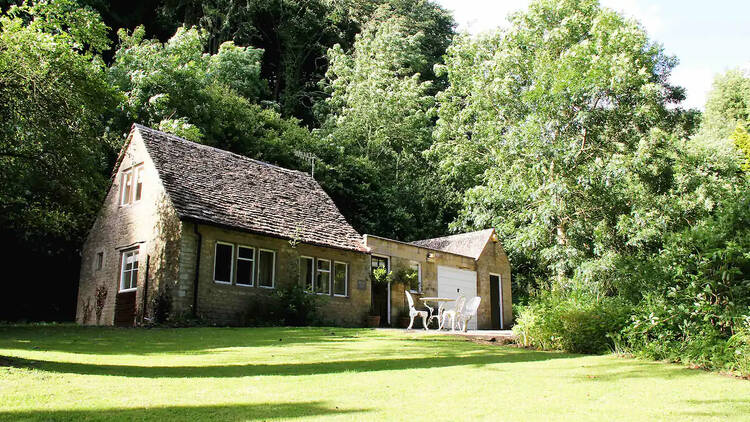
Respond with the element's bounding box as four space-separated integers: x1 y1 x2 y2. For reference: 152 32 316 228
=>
1 0 748 374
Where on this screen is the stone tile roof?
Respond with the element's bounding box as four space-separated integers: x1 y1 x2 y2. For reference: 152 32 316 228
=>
410 229 495 259
133 124 367 253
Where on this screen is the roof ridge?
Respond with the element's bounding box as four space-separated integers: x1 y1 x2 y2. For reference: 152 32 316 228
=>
133 123 307 177
412 228 495 243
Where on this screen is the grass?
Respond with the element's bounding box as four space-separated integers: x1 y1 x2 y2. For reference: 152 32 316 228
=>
0 325 748 421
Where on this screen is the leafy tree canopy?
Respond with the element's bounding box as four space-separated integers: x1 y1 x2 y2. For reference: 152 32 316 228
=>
693 69 750 162
428 0 725 290
315 15 451 239
109 25 310 167
0 0 117 247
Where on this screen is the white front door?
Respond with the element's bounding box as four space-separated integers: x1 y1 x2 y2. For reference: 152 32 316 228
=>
438 266 478 330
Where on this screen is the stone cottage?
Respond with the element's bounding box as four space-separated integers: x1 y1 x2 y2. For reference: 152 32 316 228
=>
76 124 512 329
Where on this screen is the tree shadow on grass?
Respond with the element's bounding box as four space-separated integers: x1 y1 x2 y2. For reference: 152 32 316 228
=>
0 401 368 421
2 348 574 379
572 358 737 383
679 399 750 418
0 325 367 355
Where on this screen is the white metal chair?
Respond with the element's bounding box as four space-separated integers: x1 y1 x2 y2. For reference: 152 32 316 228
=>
457 296 481 332
427 301 447 329
440 295 466 331
405 291 429 330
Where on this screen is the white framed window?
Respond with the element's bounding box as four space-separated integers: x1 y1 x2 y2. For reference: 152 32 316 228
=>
316 259 331 294
409 262 422 293
300 256 314 291
120 164 144 205
213 241 234 284
371 255 389 272
333 261 348 297
257 249 275 288
236 245 255 286
120 169 133 205
119 249 139 292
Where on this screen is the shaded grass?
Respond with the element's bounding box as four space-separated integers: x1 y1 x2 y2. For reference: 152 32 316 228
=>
0 325 748 421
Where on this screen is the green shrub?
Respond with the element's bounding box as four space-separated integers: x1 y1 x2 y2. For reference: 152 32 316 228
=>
151 289 172 324
622 195 750 373
727 318 750 376
275 283 323 326
513 292 631 354
245 283 323 326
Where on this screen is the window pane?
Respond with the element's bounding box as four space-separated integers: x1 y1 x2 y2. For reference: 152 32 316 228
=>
238 246 254 260
258 250 274 287
121 271 131 290
334 262 347 296
96 252 103 270
122 171 132 204
237 260 253 285
135 167 143 201
318 259 330 271
214 243 233 282
120 250 139 291
300 257 313 291
409 264 420 292
371 256 387 271
316 271 330 294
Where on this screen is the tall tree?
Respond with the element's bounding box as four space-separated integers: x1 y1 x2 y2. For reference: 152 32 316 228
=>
158 0 346 123
157 0 454 125
316 14 451 239
109 25 310 167
693 69 750 162
0 0 118 319
429 0 712 289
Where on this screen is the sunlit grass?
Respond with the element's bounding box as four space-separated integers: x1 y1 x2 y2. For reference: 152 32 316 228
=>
0 325 748 421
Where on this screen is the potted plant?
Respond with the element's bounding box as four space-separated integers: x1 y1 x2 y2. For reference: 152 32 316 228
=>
397 308 411 328
367 307 381 328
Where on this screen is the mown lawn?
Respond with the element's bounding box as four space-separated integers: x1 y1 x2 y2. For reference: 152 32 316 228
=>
0 325 748 421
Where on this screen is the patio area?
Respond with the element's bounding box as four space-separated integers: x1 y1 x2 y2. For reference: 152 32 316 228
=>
378 328 517 344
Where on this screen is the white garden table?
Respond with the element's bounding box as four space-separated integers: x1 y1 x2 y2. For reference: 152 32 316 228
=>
419 297 454 330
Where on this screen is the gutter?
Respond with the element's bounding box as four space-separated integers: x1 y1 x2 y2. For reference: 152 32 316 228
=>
192 223 202 317
180 216 369 254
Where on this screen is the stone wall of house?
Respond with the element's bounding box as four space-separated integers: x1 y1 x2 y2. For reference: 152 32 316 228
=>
364 236 477 327
364 234 512 330
475 241 513 329
177 223 372 326
77 131 183 326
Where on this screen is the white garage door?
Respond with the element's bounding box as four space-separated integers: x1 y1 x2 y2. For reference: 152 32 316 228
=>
437 266 478 330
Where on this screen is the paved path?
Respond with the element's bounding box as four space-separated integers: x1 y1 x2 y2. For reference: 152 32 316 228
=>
377 328 516 343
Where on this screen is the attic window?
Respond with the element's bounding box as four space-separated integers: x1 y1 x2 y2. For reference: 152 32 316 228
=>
120 164 144 205
95 252 104 271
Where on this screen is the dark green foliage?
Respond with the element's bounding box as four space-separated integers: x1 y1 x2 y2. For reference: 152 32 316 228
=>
151 289 172 324
274 283 323 327
158 0 454 124
108 25 311 169
245 284 322 327
0 0 119 321
513 292 631 354
622 192 750 373
315 14 454 240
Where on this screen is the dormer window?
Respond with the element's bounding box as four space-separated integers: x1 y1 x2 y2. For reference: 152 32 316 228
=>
121 164 144 205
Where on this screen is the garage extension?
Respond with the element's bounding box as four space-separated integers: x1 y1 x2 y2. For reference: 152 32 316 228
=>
364 230 512 330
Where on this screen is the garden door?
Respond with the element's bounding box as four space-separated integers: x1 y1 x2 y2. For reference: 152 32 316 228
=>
371 255 390 326
489 274 503 330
